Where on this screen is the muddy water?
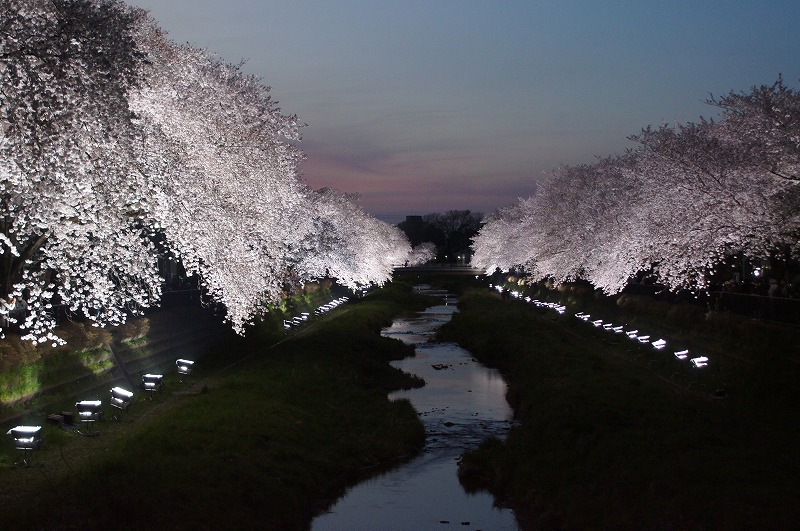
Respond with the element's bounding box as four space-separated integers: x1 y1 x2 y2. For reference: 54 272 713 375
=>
312 294 518 530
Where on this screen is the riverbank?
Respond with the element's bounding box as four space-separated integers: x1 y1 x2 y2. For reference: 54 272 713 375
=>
438 288 800 529
0 283 433 530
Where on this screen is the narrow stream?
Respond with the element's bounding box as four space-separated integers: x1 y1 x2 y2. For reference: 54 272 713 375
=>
312 289 518 530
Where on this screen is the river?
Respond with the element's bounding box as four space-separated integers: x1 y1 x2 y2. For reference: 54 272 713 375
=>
312 289 518 530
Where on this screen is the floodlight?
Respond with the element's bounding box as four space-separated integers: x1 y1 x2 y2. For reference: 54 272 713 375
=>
612 326 624 333
142 373 163 394
7 426 43 450
603 323 613 330
75 400 103 434
674 349 689 360
637 335 651 343
76 400 103 421
691 356 709 368
652 339 667 349
176 358 195 375
592 319 603 327
110 387 134 410
6 425 42 467
626 330 638 338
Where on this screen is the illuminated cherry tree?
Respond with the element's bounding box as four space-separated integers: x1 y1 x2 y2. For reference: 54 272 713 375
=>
129 15 314 333
1 1 414 342
473 78 800 294
296 188 410 291
406 242 437 266
0 0 160 344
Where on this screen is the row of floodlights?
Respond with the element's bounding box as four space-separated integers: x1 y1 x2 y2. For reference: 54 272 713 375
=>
283 296 350 330
492 285 570 314
316 296 349 314
573 311 708 368
284 312 309 330
526 297 566 314
495 283 711 370
5 358 195 461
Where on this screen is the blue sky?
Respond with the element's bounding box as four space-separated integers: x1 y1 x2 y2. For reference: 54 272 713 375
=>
126 0 799 223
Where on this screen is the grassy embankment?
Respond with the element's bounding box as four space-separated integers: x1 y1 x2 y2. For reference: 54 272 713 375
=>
438 287 800 530
0 318 152 421
0 282 433 530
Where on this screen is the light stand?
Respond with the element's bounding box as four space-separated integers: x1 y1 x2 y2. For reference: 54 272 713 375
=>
75 400 103 436
6 425 43 467
142 373 163 400
109 386 134 421
176 358 194 383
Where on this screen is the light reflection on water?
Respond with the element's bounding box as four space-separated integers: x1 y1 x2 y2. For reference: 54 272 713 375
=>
312 299 518 531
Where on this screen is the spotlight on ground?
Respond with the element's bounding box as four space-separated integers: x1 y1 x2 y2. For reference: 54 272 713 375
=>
6 425 43 467
176 358 195 375
674 349 689 360
75 400 103 435
109 387 134 420
142 374 163 398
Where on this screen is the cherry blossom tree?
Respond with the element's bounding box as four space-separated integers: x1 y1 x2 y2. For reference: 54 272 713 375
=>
1 1 414 343
406 242 437 266
1 0 158 344
471 198 537 274
709 76 800 183
296 188 410 290
473 77 800 295
129 16 313 333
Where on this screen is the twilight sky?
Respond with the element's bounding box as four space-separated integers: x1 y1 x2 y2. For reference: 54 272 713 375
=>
126 0 799 223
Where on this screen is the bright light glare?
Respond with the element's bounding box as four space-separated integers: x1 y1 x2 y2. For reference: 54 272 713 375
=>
111 386 133 398
7 425 41 434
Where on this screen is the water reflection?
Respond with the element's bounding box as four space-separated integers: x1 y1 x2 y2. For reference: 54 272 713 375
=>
312 297 518 530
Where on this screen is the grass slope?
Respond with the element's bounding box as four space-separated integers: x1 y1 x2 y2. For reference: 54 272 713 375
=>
0 282 432 530
438 288 800 530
